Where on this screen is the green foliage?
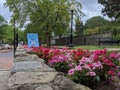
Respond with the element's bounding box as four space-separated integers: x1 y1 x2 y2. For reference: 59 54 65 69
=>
99 24 111 33
4 25 14 43
68 71 100 89
83 16 110 35
5 0 83 46
85 16 109 29
3 25 24 44
111 26 120 40
75 17 84 36
84 27 99 35
0 15 7 40
54 61 69 74
0 15 7 25
98 0 120 19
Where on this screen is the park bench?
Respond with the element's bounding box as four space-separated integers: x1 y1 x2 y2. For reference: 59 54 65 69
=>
99 38 120 46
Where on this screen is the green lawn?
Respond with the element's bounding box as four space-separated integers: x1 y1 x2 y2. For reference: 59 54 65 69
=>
73 45 120 50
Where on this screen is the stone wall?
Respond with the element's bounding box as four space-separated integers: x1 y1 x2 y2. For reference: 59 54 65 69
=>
7 46 92 90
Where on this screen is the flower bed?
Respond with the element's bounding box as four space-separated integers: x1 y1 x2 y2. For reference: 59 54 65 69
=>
23 45 120 89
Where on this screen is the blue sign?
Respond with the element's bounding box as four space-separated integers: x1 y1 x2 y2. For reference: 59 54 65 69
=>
27 33 39 47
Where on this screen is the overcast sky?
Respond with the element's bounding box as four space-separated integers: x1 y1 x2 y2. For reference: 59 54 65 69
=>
0 0 109 23
0 0 12 22
79 0 106 22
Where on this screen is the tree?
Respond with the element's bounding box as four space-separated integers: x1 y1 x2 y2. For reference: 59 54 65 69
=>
83 16 110 35
84 27 99 35
5 0 83 46
98 0 120 20
0 15 7 40
4 25 14 43
0 15 7 26
85 16 109 29
109 19 120 40
75 17 84 36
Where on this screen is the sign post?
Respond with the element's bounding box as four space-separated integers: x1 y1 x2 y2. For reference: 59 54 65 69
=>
27 33 39 47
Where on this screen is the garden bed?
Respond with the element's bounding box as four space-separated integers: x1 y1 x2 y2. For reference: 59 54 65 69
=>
23 45 120 90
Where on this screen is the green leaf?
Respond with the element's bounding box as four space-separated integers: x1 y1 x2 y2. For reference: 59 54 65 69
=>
95 76 100 81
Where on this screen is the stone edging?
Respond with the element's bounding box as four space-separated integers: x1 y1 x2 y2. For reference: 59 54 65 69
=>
7 46 92 90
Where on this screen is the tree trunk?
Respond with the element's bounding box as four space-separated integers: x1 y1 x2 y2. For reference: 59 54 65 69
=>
46 33 51 47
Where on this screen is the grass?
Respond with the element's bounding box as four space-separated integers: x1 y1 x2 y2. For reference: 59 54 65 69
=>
74 45 102 50
73 45 120 50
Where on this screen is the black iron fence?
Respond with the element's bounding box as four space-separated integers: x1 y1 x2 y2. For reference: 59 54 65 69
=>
99 37 120 46
54 32 113 46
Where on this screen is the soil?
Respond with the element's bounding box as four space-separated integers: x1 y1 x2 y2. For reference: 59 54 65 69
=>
95 77 120 90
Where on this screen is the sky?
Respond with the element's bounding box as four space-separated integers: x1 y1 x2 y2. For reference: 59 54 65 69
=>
0 0 12 22
0 0 109 23
79 0 107 21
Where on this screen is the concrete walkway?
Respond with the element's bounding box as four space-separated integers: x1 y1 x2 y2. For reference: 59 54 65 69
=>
0 50 13 90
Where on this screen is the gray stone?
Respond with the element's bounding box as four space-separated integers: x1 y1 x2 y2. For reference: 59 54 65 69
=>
14 54 39 62
7 84 37 90
54 75 92 90
8 72 58 87
16 49 25 52
12 61 43 72
0 71 11 90
35 85 53 90
13 55 55 72
15 51 27 57
8 46 93 90
38 66 55 72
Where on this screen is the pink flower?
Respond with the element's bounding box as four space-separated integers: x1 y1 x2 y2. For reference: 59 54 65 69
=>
79 57 92 65
110 52 118 59
49 59 58 66
86 71 96 76
93 61 103 69
82 64 91 70
75 65 82 71
118 57 120 61
118 71 120 76
79 57 86 65
68 63 75 68
116 66 120 69
68 69 75 76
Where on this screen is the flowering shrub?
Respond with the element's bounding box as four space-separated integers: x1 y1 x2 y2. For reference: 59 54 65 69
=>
67 49 120 89
24 45 120 89
71 48 90 64
49 51 72 74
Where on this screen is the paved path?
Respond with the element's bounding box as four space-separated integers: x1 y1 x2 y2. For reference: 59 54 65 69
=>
0 50 13 70
0 50 13 90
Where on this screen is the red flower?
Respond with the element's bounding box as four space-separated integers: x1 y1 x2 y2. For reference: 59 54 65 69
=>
93 55 99 61
88 63 93 68
102 58 110 63
107 61 115 67
108 70 115 76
